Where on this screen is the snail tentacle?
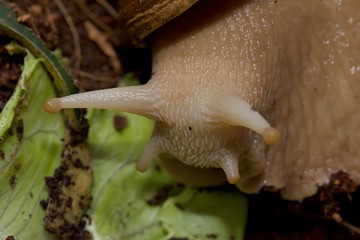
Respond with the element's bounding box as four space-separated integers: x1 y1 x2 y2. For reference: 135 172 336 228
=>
218 150 240 184
136 137 162 172
204 91 280 145
44 85 159 120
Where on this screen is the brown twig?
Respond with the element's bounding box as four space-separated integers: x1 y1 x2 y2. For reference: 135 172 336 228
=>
23 5 42 37
44 10 58 33
73 0 113 35
96 0 118 19
71 68 118 83
54 0 82 69
84 21 122 73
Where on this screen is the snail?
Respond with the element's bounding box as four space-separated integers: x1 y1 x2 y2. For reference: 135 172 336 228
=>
44 0 360 200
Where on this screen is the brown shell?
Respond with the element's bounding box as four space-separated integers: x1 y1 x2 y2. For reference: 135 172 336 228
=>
119 0 198 45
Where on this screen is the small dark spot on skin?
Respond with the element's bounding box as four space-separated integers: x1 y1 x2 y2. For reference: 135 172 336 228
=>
9 175 16 188
113 115 128 131
29 192 33 198
5 236 15 240
314 88 318 92
188 126 192 131
0 150 4 159
274 0 278 3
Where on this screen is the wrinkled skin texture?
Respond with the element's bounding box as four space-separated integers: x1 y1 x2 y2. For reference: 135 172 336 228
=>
149 0 360 200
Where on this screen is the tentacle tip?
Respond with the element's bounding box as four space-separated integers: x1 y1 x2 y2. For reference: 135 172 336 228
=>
227 175 240 184
43 98 61 114
136 162 148 172
262 127 281 145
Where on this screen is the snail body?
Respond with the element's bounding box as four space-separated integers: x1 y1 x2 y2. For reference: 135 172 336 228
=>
45 0 360 200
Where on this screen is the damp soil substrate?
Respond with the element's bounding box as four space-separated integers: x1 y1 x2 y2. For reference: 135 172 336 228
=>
1 1 360 239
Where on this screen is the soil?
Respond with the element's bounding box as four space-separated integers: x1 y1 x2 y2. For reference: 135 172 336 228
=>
0 38 23 110
1 0 360 239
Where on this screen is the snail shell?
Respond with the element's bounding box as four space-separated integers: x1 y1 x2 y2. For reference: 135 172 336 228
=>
119 0 199 45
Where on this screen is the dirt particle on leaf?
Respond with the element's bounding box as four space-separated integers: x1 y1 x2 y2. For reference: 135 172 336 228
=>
206 233 218 239
73 158 89 170
113 115 127 131
40 199 49 210
9 175 17 188
175 203 185 211
147 186 173 206
16 119 23 141
14 162 21 170
66 197 73 208
62 175 71 186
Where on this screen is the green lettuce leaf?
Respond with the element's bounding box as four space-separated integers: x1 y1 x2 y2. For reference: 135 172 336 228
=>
0 43 63 239
87 76 248 240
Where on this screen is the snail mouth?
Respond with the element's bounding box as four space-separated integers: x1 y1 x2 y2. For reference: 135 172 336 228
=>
159 154 228 187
